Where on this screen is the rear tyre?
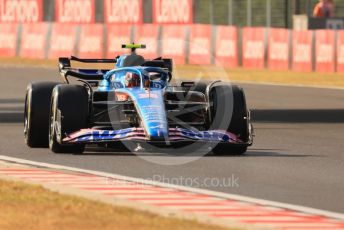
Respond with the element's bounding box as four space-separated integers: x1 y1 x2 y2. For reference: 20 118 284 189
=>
208 84 249 155
24 82 60 147
49 85 89 154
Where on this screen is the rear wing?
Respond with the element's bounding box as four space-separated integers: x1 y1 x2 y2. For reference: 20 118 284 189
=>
70 56 117 63
58 56 173 83
58 56 115 83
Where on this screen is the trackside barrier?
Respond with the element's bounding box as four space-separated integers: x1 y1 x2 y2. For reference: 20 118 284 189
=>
242 27 266 69
152 0 193 24
55 0 95 24
0 0 43 23
268 28 290 71
292 30 313 72
315 30 336 73
188 24 212 65
0 23 18 57
134 24 159 59
1 22 344 74
106 24 132 58
337 30 344 73
77 24 104 58
20 22 49 59
160 25 188 65
214 26 238 68
48 23 78 59
104 0 143 24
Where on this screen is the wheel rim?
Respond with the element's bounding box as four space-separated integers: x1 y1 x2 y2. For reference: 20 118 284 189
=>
24 92 30 140
24 114 28 137
49 111 54 148
49 93 57 149
24 117 28 138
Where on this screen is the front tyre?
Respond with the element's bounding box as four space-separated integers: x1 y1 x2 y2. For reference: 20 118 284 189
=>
208 84 250 155
49 85 89 154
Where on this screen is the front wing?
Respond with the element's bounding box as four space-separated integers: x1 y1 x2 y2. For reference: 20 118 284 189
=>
63 128 244 144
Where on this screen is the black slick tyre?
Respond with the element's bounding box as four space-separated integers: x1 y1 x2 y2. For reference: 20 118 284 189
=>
24 82 60 147
208 84 249 155
49 85 89 154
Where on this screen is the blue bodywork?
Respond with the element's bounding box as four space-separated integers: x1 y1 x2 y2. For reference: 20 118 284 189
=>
98 64 170 141
61 54 243 144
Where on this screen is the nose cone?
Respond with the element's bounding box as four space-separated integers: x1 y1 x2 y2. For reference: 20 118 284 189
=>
146 124 168 141
134 90 169 141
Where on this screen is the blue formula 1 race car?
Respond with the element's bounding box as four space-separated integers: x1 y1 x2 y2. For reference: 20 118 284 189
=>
24 44 253 155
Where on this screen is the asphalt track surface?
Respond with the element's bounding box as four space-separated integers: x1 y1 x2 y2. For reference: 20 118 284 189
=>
1 66 344 213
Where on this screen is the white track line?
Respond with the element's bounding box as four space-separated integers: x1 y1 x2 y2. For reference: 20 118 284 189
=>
1 155 343 221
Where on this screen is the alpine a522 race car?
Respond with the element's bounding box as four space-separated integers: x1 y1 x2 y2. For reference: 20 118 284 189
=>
24 44 253 155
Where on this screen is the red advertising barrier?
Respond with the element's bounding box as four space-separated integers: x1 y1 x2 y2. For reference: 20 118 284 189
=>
337 31 344 73
0 0 42 23
2 20 343 75
55 0 95 23
48 23 77 59
0 23 18 57
153 0 193 24
78 24 104 58
292 30 313 72
20 23 48 59
215 25 238 68
161 25 187 64
104 0 142 24
242 27 266 69
134 24 159 59
315 30 335 73
106 25 131 58
188 24 211 65
268 28 289 71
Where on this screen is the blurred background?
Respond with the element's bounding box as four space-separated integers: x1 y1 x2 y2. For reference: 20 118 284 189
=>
2 0 344 73
40 0 344 28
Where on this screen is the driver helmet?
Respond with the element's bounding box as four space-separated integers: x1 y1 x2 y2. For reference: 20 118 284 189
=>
125 72 140 87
